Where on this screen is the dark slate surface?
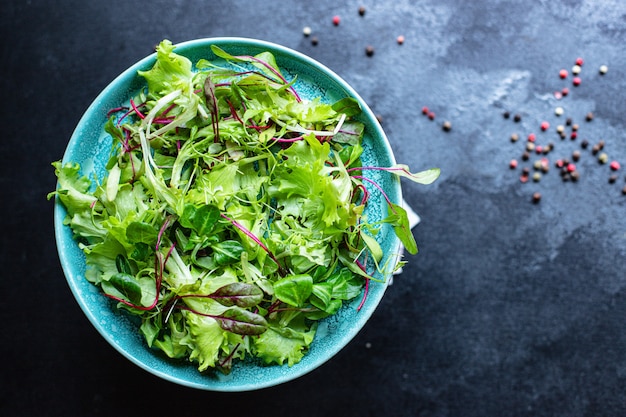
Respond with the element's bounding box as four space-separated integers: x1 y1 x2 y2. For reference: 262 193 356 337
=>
3 0 626 415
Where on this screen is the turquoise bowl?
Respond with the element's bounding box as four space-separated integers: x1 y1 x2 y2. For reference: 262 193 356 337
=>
54 38 402 391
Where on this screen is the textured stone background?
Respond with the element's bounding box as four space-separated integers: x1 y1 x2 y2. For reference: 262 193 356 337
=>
3 0 626 415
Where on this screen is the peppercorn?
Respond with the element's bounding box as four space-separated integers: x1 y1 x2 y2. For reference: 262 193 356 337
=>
442 121 452 132
572 150 581 161
526 142 535 152
622 185 626 195
599 65 608 75
503 111 510 119
396 35 405 45
555 107 564 116
566 118 572 126
610 161 621 171
581 139 589 149
573 77 581 86
522 152 530 161
303 26 312 37
365 45 375 56
572 123 579 131
592 144 600 155
609 174 618 184
557 125 565 134
333 15 341 25
533 172 541 182
509 159 518 169
570 170 580 181
532 192 541 203
311 36 319 46
513 114 521 123
358 6 366 16
522 167 530 175
586 112 594 122
510 133 519 142
598 153 609 164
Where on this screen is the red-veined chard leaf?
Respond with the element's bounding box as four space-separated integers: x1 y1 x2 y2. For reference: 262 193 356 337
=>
213 307 268 335
209 282 264 308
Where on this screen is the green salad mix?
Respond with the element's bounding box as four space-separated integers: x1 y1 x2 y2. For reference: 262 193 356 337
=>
49 40 438 373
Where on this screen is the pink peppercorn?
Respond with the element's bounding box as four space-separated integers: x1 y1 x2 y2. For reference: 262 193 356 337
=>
422 106 429 115
562 87 569 96
573 77 581 86
555 159 564 168
510 159 518 169
535 145 543 154
559 69 568 79
571 132 577 140
610 161 621 171
567 163 576 172
397 35 405 45
576 57 584 66
333 15 341 25
528 133 536 142
541 121 550 131
427 111 435 120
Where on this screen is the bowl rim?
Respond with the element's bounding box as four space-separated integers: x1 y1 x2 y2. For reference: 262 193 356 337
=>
54 36 402 391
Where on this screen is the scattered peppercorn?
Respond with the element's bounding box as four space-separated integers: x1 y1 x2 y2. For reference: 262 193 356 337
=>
509 159 518 169
570 170 580 181
570 132 577 140
562 87 569 96
311 36 319 46
573 77 581 86
566 118 572 126
303 26 312 37
586 112 594 122
572 64 581 75
533 172 542 182
598 153 609 164
599 65 608 75
610 161 621 171
555 107 564 116
513 114 521 122
333 15 341 25
609 174 618 184
567 163 577 172
541 121 550 131
421 106 429 115
365 45 375 56
522 167 530 175
522 152 530 161
526 142 535 152
528 133 536 142
535 145 543 154
592 144 600 155
358 6 366 16
396 35 405 45
557 125 565 134
532 192 541 203
581 139 589 149
559 69 568 79
572 150 581 161
442 121 452 132
427 111 435 120
622 185 626 195
572 124 579 131
576 57 584 66
598 140 605 150
510 133 519 142
503 111 510 119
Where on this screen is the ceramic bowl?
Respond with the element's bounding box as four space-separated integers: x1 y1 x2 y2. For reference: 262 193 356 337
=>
54 37 402 391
